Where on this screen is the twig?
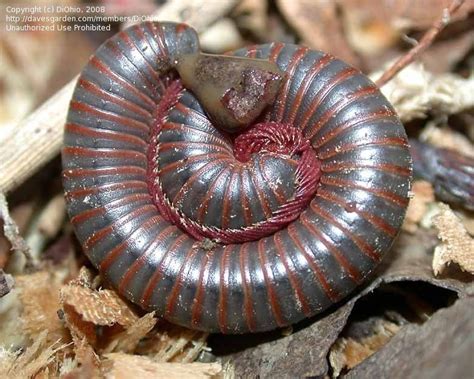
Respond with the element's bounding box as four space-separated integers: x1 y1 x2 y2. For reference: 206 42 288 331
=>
375 0 466 87
0 193 35 268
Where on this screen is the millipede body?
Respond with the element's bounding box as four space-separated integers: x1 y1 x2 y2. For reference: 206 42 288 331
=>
62 22 412 333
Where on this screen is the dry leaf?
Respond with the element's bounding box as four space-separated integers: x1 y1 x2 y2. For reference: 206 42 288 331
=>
339 0 474 32
432 203 474 275
341 3 400 56
102 353 221 379
276 0 360 66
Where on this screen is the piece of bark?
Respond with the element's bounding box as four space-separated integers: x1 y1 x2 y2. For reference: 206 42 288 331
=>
343 297 474 379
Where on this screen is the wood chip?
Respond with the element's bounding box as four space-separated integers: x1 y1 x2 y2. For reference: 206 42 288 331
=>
102 353 222 379
104 312 157 354
329 320 400 377
0 330 65 379
16 271 70 347
403 180 435 233
421 123 474 158
432 203 474 275
60 284 138 327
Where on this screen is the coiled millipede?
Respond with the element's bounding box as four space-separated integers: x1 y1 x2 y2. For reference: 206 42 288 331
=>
62 22 412 333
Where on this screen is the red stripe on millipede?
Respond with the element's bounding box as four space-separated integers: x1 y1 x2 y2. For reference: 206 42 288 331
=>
162 122 230 149
77 78 152 118
118 224 175 294
100 214 162 273
157 152 230 176
240 167 253 225
63 166 146 180
90 56 155 108
240 243 257 332
322 161 411 177
191 250 214 327
63 146 145 160
287 224 339 302
310 202 380 262
300 214 362 283
275 46 308 122
65 123 147 148
149 22 168 58
196 167 231 224
306 86 378 140
316 188 397 237
84 204 155 251
287 54 333 124
314 109 396 149
248 165 273 218
221 171 238 229
70 101 149 132
158 140 232 154
274 233 312 316
71 193 150 225
300 67 358 131
134 24 162 61
269 42 284 62
258 239 285 327
140 233 188 308
65 181 147 200
106 39 160 99
245 45 258 58
172 159 229 205
321 176 409 207
120 31 162 84
258 156 288 204
319 136 408 160
164 247 199 318
218 245 232 333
